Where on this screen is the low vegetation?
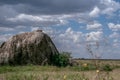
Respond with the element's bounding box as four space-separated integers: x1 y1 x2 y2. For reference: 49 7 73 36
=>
0 59 120 80
51 52 71 67
0 51 120 80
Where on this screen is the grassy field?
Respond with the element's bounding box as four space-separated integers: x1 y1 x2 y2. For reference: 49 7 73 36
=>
75 59 120 68
0 59 120 80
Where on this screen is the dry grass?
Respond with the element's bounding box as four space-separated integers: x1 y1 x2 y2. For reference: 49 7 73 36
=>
0 69 119 80
76 59 120 68
0 59 120 80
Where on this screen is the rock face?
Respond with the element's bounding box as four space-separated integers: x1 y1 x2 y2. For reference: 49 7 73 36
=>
0 30 59 65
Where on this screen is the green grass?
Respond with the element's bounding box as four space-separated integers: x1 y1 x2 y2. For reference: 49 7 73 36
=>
0 69 119 80
1 71 89 80
0 65 61 73
0 60 120 80
0 65 97 74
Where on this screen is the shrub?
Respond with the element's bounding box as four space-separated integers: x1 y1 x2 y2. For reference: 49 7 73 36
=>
102 64 113 71
51 52 71 67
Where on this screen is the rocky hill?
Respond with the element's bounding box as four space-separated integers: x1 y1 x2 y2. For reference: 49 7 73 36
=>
0 30 58 65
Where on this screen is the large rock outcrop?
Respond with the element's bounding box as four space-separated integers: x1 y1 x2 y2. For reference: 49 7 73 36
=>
0 30 59 65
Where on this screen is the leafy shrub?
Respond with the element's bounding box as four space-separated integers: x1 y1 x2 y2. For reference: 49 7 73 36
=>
51 52 71 67
102 64 113 71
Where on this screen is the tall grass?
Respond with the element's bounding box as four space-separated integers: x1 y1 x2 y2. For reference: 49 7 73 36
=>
0 64 120 80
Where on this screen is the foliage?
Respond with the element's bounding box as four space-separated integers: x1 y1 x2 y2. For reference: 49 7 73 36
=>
102 64 113 71
51 52 71 67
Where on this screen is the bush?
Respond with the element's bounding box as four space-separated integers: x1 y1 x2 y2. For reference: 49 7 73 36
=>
102 64 113 71
51 52 71 67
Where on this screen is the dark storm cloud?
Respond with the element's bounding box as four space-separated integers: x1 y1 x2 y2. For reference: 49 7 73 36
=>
0 0 100 28
0 0 119 29
0 0 98 14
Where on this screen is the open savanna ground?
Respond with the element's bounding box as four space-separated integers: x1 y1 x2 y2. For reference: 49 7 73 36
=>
0 59 120 80
75 59 120 68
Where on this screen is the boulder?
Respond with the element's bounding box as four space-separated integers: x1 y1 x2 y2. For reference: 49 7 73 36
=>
0 30 59 65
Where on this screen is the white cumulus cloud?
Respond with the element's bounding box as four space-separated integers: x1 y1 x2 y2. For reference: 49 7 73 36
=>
87 22 102 30
59 27 84 43
86 31 103 41
100 0 120 16
109 32 120 38
89 6 100 17
108 23 120 31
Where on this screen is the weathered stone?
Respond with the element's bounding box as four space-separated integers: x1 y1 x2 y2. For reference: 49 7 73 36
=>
0 30 58 65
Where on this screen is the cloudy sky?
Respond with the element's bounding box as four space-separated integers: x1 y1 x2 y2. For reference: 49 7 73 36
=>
0 0 120 59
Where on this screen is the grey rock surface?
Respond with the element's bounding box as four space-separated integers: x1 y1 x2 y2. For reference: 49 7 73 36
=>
0 30 58 65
